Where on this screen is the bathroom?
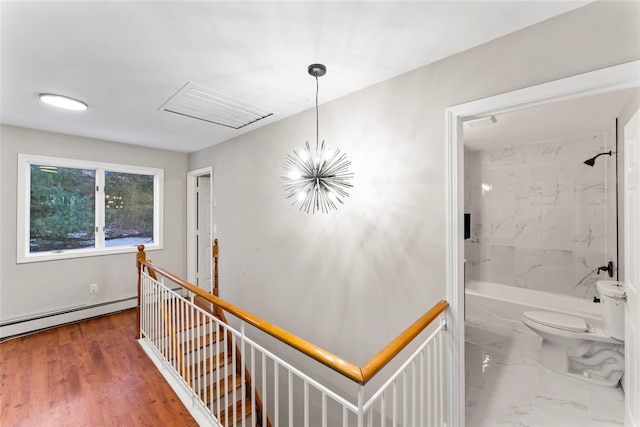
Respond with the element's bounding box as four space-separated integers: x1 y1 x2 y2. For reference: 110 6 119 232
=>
462 87 638 426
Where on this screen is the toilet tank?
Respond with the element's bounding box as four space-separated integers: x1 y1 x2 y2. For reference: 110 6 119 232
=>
597 280 625 341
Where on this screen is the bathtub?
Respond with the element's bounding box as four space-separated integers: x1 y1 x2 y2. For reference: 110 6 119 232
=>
465 280 604 332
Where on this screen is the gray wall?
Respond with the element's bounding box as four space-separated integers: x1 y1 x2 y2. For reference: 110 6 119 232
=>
0 125 188 325
189 1 639 366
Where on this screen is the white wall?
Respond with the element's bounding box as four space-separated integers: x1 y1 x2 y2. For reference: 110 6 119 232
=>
0 125 188 336
188 1 640 365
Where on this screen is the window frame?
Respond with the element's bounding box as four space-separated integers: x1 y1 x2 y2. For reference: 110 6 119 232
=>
17 154 164 263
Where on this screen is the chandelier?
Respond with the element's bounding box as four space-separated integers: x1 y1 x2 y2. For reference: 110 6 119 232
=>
281 64 354 214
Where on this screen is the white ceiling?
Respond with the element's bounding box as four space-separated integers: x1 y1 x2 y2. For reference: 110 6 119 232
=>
464 87 640 150
0 1 593 153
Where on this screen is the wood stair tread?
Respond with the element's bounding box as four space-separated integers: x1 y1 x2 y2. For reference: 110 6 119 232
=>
170 317 213 333
216 397 254 426
185 352 234 381
183 330 222 350
201 373 243 405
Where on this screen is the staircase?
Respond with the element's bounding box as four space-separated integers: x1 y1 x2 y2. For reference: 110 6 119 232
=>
137 242 449 427
148 239 271 427
158 295 270 427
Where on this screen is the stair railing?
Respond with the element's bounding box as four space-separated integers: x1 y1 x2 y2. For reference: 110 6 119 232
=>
137 245 449 426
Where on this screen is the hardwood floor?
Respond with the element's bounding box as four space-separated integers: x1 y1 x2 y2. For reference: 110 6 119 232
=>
0 309 198 426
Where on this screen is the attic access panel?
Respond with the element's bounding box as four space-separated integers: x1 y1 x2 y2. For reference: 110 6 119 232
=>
159 82 273 129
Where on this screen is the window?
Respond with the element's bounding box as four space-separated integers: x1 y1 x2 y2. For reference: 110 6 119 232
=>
18 154 163 263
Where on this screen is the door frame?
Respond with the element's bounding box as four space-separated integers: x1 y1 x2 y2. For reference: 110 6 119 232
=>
444 60 640 425
624 108 640 426
187 166 214 290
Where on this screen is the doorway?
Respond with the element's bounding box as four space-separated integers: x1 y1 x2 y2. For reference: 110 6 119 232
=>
187 167 214 292
445 60 640 425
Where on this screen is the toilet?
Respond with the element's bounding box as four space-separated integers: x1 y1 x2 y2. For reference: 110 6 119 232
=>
522 280 626 387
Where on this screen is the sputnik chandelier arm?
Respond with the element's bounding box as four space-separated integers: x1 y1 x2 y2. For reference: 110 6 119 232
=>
281 64 354 214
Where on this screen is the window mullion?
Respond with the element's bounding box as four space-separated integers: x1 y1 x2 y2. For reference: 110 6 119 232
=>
95 169 105 249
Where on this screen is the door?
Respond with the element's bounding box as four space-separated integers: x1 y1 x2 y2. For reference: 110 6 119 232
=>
196 176 212 292
625 108 640 427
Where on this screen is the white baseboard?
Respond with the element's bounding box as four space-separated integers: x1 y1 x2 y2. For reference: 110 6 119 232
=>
0 297 137 339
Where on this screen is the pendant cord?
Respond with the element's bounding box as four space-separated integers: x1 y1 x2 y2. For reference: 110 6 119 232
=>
615 118 619 280
315 76 319 149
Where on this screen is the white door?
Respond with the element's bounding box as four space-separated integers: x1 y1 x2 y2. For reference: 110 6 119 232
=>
625 108 640 427
196 176 212 292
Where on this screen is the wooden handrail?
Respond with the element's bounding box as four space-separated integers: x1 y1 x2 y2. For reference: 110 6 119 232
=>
136 247 448 385
360 299 448 382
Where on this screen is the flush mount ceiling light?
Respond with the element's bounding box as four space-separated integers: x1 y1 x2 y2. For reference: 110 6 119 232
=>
281 64 354 214
39 93 88 111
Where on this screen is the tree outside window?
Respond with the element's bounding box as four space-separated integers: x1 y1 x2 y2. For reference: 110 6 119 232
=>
104 172 154 247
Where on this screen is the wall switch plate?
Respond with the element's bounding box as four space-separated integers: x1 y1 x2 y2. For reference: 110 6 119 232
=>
89 283 98 293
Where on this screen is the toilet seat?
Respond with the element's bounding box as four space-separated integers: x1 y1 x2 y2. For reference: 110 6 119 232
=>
522 311 618 343
523 311 588 333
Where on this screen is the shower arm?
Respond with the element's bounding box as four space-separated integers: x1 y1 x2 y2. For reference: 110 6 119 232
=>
583 150 614 167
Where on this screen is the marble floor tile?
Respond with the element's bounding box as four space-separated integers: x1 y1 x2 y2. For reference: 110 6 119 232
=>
465 319 625 427
469 375 536 426
466 318 542 360
466 341 540 389
586 384 625 426
534 369 589 407
532 394 591 427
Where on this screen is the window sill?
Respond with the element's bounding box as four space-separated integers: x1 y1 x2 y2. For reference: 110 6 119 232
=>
17 243 163 264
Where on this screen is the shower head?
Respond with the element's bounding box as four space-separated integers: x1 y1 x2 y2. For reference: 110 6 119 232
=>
583 151 613 167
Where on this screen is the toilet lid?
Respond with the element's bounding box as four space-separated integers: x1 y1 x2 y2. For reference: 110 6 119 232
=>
523 311 588 333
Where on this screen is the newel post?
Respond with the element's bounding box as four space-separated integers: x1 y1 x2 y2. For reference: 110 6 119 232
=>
213 238 219 298
136 244 146 339
212 239 222 318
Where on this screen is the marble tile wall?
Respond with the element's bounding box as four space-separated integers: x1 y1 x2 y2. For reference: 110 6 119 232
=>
464 133 617 299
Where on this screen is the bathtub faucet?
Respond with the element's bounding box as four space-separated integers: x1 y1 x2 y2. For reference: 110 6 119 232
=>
597 261 615 278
